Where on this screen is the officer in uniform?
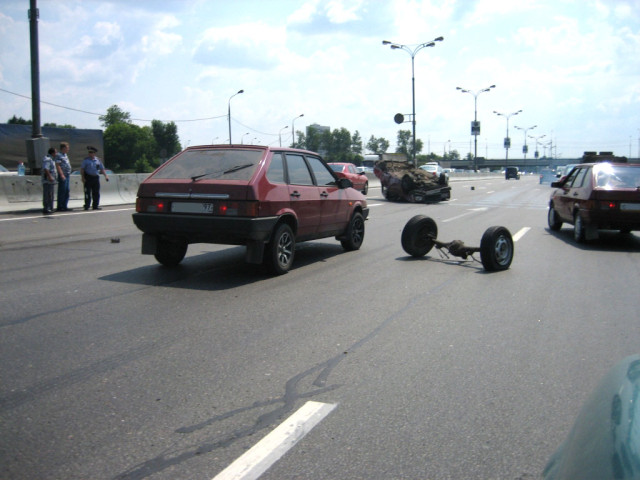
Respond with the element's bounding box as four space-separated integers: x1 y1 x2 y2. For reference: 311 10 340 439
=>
80 146 109 210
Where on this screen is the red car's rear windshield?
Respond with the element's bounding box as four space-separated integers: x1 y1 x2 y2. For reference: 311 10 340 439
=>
593 164 640 189
152 149 263 181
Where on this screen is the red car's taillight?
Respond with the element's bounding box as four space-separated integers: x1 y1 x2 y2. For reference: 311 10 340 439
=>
598 200 618 210
136 198 167 213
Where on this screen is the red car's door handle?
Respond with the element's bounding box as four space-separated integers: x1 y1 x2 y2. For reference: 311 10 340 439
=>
320 191 329 197
290 191 301 198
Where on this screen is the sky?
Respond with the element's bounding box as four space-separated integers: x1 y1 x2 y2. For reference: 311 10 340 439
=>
1 0 639 161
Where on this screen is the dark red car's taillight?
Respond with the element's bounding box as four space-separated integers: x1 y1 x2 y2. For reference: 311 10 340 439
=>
136 198 168 213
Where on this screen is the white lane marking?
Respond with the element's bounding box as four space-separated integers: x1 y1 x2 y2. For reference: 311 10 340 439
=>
512 227 530 242
0 207 135 222
442 207 488 223
212 401 337 480
367 203 384 207
442 212 472 223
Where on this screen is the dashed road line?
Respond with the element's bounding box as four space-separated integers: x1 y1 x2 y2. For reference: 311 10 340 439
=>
513 227 530 242
212 401 337 480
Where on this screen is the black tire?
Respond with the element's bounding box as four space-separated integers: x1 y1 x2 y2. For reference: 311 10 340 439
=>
264 223 295 275
438 173 448 186
480 226 513 271
547 205 562 231
573 212 585 243
401 215 437 257
362 182 368 195
340 212 365 251
154 238 187 267
381 184 388 199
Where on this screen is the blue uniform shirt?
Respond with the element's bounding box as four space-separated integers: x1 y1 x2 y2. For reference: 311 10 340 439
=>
81 156 105 176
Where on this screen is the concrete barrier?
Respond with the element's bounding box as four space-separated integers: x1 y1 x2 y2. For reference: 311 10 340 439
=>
0 173 151 213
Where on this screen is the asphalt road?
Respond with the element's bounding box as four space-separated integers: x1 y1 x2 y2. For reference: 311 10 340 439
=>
1 176 639 480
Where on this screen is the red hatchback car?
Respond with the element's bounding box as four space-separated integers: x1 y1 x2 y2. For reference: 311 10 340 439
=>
327 162 369 194
133 145 368 274
548 159 640 242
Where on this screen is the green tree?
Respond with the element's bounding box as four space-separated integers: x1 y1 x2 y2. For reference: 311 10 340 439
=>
99 105 131 128
134 155 154 173
396 130 423 158
292 131 306 149
151 120 181 160
7 115 31 124
366 135 389 154
351 130 363 155
104 122 156 171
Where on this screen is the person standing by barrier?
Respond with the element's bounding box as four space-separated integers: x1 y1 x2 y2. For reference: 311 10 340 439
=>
81 146 109 210
55 142 72 211
42 147 57 214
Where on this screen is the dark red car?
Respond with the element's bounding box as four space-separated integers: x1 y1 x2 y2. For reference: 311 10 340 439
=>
548 159 640 242
327 162 369 194
133 145 368 274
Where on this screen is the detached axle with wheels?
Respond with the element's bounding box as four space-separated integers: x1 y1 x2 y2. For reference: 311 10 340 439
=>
401 215 514 271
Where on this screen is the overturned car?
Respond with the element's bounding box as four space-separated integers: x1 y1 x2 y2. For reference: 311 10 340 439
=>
374 160 451 203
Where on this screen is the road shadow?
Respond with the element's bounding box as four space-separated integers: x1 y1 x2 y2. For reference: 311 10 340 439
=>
100 241 349 291
546 228 640 252
395 254 488 273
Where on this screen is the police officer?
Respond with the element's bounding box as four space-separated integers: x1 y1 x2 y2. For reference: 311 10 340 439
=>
80 146 109 210
55 142 72 211
42 147 57 214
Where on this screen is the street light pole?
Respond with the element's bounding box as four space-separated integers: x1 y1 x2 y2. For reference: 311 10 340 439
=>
456 85 495 171
279 126 288 147
291 114 304 147
514 125 536 160
228 89 244 145
528 134 546 160
383 36 444 168
493 109 522 161
241 132 250 145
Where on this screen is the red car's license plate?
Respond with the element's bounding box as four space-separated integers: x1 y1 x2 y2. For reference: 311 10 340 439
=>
620 203 640 211
171 202 214 214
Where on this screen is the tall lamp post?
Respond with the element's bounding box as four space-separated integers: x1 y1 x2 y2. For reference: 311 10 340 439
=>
241 132 250 145
493 109 522 161
382 36 444 167
228 89 244 145
456 84 495 171
291 114 304 147
514 125 536 160
528 134 546 159
279 126 289 147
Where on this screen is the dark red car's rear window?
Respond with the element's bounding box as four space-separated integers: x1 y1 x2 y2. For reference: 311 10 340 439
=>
152 149 263 180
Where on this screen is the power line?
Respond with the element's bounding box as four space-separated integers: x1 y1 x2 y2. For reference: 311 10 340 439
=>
0 87 227 123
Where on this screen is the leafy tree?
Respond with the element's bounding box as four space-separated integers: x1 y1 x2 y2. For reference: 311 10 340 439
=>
7 115 31 124
151 120 181 160
134 155 154 173
104 122 156 171
292 131 306 149
351 130 363 155
99 105 131 128
396 130 423 158
366 135 389 155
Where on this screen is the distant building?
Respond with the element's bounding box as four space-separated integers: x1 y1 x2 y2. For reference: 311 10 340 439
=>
306 123 330 156
307 123 330 135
